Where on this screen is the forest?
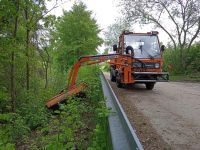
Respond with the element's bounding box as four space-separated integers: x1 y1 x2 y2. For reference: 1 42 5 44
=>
0 1 111 149
0 0 200 149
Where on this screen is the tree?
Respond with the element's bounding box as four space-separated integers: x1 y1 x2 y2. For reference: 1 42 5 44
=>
0 0 58 111
22 0 49 90
53 2 103 72
35 21 55 89
0 0 20 111
104 18 131 50
119 0 200 67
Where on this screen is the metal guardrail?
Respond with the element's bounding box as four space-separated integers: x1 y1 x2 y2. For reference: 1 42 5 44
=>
100 73 144 150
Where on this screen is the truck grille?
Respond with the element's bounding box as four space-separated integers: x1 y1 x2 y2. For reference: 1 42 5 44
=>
133 62 160 69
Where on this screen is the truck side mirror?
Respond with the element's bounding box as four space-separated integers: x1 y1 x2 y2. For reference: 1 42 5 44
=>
113 44 117 51
126 46 134 56
161 45 165 52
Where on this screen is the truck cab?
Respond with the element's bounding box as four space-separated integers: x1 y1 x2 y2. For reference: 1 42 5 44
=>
110 31 169 89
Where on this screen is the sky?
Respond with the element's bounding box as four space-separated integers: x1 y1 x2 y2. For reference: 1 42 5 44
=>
47 0 118 29
46 0 169 52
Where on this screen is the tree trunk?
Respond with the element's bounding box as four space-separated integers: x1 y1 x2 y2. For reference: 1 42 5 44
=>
26 29 30 90
11 51 16 112
180 48 183 70
11 0 19 112
45 63 48 89
25 3 30 91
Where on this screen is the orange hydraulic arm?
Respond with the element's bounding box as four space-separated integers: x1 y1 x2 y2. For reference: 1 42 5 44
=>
46 54 131 108
67 54 122 89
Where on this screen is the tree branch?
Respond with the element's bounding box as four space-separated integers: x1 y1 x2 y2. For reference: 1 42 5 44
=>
140 10 177 49
188 17 200 50
160 2 181 46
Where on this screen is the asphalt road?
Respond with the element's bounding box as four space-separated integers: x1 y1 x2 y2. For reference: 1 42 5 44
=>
104 73 200 150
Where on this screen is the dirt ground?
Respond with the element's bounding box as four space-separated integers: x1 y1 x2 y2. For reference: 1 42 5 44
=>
104 73 200 150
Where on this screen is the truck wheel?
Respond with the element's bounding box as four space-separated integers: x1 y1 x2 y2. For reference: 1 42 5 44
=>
145 83 155 90
116 73 123 88
110 68 116 82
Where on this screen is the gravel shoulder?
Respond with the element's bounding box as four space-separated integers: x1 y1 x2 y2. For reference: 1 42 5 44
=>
104 72 200 150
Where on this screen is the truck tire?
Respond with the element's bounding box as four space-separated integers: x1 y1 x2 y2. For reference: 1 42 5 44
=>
145 82 155 90
116 73 123 88
110 67 116 82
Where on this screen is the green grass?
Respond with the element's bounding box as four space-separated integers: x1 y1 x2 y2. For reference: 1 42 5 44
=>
169 74 200 82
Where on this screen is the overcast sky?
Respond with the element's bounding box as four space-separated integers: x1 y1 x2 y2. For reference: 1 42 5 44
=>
47 0 169 52
47 0 119 29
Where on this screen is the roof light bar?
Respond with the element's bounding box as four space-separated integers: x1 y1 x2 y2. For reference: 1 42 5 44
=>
151 31 159 35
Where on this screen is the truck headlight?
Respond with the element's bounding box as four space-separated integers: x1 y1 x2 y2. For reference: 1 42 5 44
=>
155 63 160 68
133 62 142 68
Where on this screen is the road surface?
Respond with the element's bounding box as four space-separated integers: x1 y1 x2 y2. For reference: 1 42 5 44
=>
104 73 200 150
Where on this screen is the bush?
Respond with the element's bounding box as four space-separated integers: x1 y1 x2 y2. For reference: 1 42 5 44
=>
185 44 200 73
0 89 10 112
163 44 200 75
40 65 111 149
17 91 49 130
18 103 48 130
9 114 30 143
0 65 111 149
0 89 50 148
163 48 183 74
100 63 110 72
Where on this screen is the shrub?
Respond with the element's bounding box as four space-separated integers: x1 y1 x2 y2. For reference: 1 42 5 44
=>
163 44 200 75
9 114 30 143
40 66 111 149
0 89 10 112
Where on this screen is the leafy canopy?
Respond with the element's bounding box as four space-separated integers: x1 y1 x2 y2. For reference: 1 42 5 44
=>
54 2 103 72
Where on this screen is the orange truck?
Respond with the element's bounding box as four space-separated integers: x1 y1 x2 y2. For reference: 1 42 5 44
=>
46 31 169 108
110 31 168 89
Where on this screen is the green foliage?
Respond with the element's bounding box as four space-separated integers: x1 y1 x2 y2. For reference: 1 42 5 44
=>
42 134 68 150
0 89 54 148
0 1 110 149
0 90 10 112
9 114 30 142
0 114 29 149
169 75 200 82
53 2 103 72
163 48 182 74
163 44 200 78
0 113 15 149
100 63 110 72
0 113 13 123
185 44 200 73
78 66 112 149
88 101 112 150
37 66 111 149
18 102 48 130
48 71 67 93
0 143 15 150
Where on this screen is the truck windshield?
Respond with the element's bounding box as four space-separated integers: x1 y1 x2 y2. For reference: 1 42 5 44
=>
124 35 161 59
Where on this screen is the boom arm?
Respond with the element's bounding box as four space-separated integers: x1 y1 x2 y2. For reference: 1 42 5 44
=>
46 53 131 108
67 54 124 90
